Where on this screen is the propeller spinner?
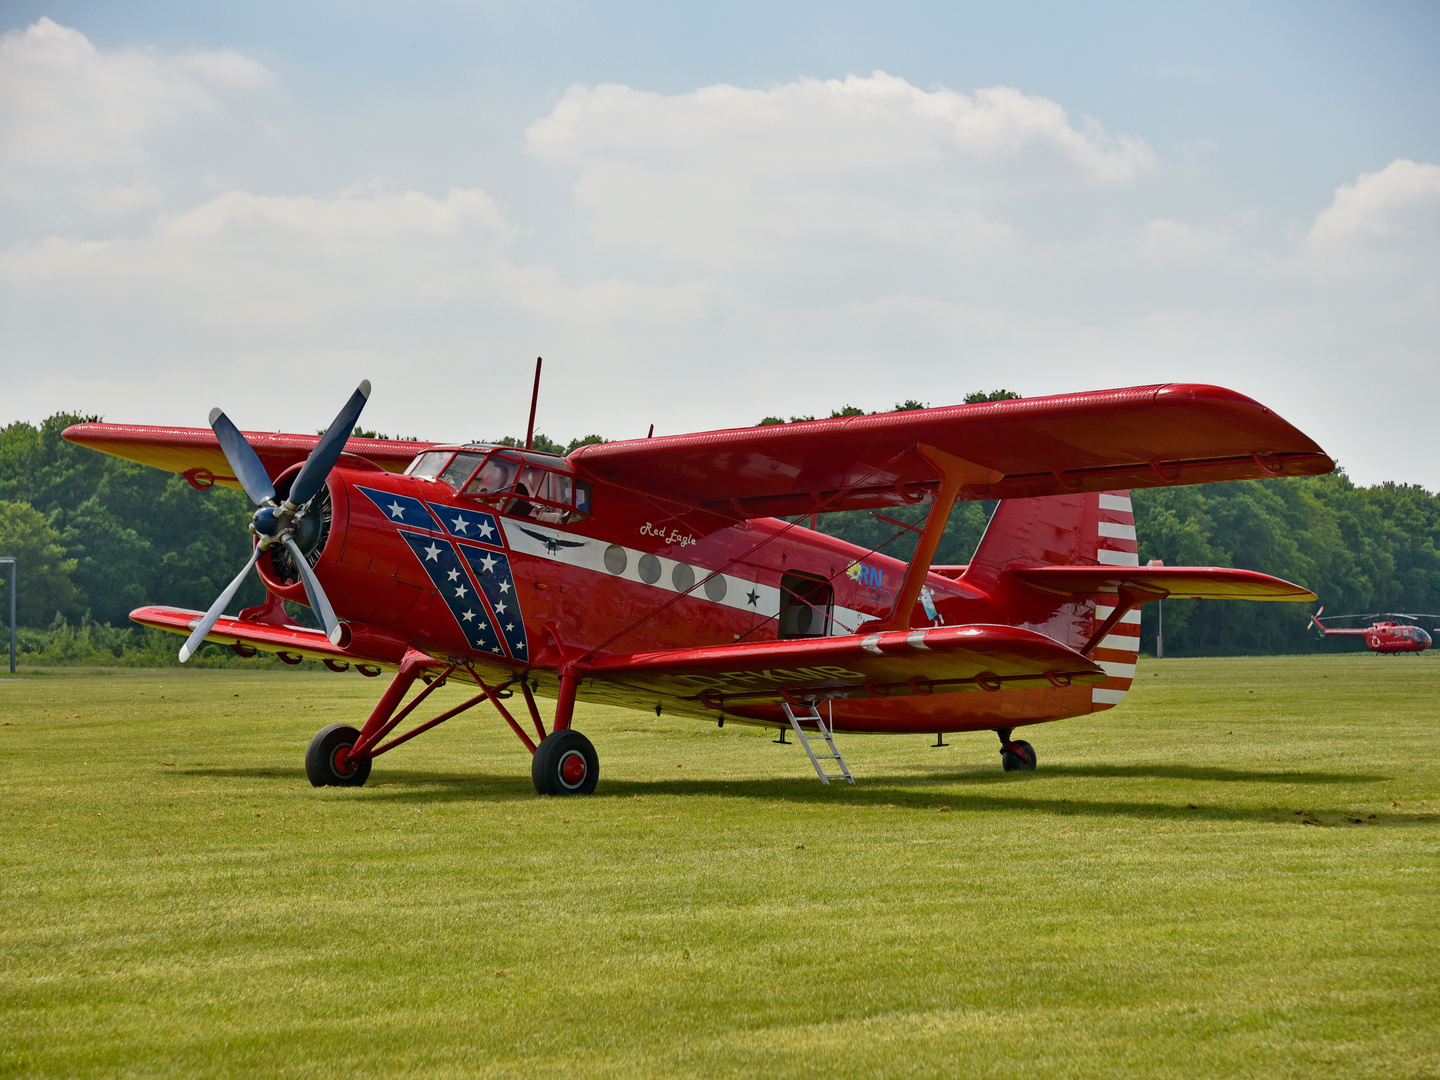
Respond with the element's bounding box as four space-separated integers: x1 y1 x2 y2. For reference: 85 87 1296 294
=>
178 381 371 662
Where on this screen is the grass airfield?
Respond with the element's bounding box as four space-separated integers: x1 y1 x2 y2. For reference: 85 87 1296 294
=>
1 654 1436 1079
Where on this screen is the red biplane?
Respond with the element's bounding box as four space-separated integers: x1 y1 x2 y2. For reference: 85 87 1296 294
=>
63 375 1331 793
1307 607 1434 654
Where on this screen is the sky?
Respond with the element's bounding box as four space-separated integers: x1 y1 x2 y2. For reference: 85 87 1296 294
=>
2 2 1438 487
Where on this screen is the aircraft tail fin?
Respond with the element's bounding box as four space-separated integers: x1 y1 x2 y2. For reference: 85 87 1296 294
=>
961 490 1140 710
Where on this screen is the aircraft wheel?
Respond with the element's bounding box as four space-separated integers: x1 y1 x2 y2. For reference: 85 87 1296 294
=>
532 729 599 796
306 723 372 788
1000 740 1037 772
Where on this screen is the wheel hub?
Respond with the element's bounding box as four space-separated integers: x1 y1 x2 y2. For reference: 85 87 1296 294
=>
332 744 356 776
559 750 588 789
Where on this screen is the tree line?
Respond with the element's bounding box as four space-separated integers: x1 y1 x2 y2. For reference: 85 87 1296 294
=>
3 406 1438 658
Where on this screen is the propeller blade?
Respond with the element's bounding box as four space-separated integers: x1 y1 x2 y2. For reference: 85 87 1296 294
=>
209 409 277 507
282 535 343 644
288 380 371 509
178 545 263 662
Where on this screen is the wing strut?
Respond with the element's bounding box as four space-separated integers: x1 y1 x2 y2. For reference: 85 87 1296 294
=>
869 444 1003 632
1079 584 1166 657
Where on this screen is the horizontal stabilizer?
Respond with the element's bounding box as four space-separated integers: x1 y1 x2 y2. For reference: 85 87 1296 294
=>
587 624 1106 709
1008 566 1315 602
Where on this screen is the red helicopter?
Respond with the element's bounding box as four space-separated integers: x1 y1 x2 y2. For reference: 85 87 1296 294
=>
63 370 1331 794
1307 607 1436 653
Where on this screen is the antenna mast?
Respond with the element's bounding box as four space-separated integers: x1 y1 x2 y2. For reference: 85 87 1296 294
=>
525 357 542 451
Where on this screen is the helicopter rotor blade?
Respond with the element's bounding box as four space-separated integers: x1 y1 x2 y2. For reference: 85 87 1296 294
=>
178 545 263 662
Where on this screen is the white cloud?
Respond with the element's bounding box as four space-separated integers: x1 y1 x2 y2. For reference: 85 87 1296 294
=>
0 17 272 170
1138 218 1227 261
0 18 274 218
1309 159 1440 249
525 72 1153 266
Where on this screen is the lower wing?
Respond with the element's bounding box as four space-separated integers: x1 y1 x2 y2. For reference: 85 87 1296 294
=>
584 624 1106 712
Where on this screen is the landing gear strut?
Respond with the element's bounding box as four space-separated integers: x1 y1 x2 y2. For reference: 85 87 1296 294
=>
996 728 1037 772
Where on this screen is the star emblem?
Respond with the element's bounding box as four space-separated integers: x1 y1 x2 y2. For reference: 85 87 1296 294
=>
476 622 487 631
461 609 475 622
479 554 497 573
505 622 515 632
746 588 759 607
498 580 511 594
454 584 468 598
451 515 469 534
387 500 407 519
491 646 502 654
446 568 460 582
514 642 524 652
423 542 441 561
477 521 494 539
495 601 507 615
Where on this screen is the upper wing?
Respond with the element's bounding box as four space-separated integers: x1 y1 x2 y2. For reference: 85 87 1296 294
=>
569 383 1333 518
585 623 1106 711
1008 566 1317 602
62 423 435 489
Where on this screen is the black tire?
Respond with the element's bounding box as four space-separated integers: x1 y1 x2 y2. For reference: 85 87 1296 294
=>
532 729 599 796
306 723 372 787
1000 739 1037 772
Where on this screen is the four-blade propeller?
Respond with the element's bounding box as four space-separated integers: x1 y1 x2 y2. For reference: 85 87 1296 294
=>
179 381 371 662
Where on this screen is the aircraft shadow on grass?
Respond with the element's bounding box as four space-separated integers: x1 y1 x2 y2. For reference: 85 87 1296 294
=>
179 763 1410 827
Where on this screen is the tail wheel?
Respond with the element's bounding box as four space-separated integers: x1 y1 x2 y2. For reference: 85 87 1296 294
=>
532 729 599 796
306 723 372 787
1000 740 1037 772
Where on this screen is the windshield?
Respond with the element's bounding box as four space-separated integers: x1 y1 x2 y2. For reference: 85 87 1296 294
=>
406 451 452 479
439 451 487 491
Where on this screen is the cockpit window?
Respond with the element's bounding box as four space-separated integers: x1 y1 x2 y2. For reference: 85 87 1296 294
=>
463 454 521 496
439 451 486 491
406 451 451 479
458 449 590 523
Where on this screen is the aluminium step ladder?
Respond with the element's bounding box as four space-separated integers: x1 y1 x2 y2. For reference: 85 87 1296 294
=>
782 701 855 785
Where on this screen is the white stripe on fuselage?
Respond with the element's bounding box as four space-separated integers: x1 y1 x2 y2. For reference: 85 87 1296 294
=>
496 519 872 634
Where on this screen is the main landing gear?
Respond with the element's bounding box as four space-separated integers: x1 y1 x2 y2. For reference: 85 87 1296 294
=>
996 728 1037 772
306 723 372 787
532 729 599 795
303 651 598 796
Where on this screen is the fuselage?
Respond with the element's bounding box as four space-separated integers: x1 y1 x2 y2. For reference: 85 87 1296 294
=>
1319 621 1431 654
253 444 1139 734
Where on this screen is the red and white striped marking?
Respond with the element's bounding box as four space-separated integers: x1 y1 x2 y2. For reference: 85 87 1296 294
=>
1092 492 1139 708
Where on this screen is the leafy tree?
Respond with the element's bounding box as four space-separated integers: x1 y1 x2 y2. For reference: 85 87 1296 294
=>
0 499 82 625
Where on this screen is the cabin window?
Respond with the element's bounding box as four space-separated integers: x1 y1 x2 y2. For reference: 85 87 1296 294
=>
407 451 451 479
778 572 833 639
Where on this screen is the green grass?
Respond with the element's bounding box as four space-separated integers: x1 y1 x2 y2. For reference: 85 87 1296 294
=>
1 655 1436 1078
